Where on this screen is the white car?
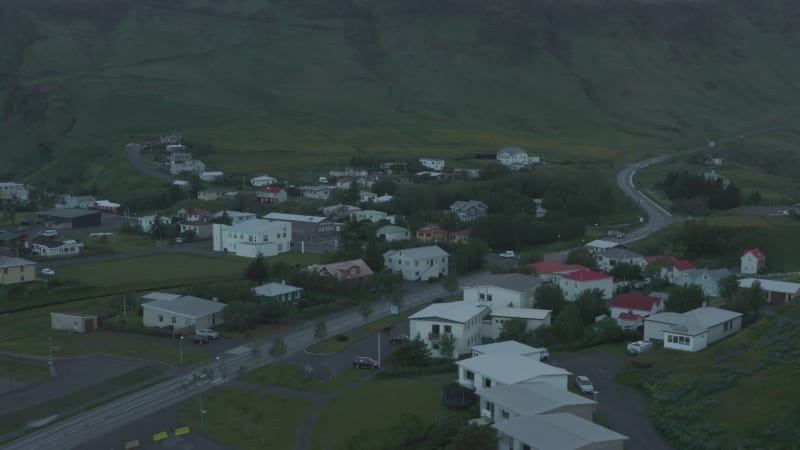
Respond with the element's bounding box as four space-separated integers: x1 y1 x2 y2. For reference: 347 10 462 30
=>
499 250 516 258
574 375 594 395
40 268 55 276
41 229 58 237
627 340 653 355
195 328 219 340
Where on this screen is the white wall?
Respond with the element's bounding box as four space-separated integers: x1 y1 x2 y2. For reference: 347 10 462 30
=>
212 222 291 256
411 313 486 358
644 319 677 342
142 307 223 330
664 332 706 352
386 253 449 281
463 286 529 308
559 277 613 300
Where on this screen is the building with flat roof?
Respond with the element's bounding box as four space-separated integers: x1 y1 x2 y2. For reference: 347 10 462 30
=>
37 208 101 228
142 294 225 330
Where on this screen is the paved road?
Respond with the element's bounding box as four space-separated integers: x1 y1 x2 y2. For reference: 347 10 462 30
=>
126 147 173 182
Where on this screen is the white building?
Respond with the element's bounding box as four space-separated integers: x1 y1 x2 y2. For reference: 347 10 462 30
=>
142 293 225 330
300 186 331 200
138 215 174 233
350 209 395 224
644 306 743 352
0 182 29 203
212 210 257 225
462 273 541 308
200 171 224 182
584 239 621 255
496 147 539 168
250 175 278 187
478 382 596 423
493 413 628 450
212 219 291 258
409 302 490 358
740 248 766 275
376 224 410 242
597 248 645 272
419 158 445 170
31 240 84 258
50 312 98 333
383 245 449 281
558 270 614 300
483 307 552 340
470 340 548 360
456 354 571 391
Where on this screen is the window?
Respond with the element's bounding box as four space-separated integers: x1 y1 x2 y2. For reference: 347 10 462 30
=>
466 370 475 381
158 315 164 322
501 410 510 419
483 378 492 388
171 317 176 324
523 445 532 450
444 325 452 333
184 318 190 326
479 293 485 300
432 343 440 350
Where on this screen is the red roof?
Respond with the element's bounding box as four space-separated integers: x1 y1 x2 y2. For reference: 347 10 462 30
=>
529 260 588 275
562 270 612 282
259 186 284 194
644 255 678 264
618 312 642 321
418 225 447 233
744 248 766 260
612 293 662 312
310 259 374 280
673 260 695 271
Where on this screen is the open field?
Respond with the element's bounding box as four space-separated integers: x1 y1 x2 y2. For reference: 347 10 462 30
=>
241 364 372 394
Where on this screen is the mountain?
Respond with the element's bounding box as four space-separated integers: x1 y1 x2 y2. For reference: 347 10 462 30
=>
2 0 800 204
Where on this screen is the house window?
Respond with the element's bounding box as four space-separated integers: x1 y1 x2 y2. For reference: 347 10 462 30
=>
444 325 452 333
171 317 176 324
501 410 510 419
432 343 440 350
479 293 485 300
184 318 190 326
158 315 164 322
523 445 532 450
466 370 475 381
487 294 493 301
483 378 492 388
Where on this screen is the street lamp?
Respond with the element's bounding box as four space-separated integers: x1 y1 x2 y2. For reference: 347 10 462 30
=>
179 335 184 366
557 234 561 251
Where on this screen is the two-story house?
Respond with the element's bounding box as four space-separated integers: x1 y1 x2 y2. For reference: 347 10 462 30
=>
299 185 331 200
558 270 614 300
263 213 340 242
416 225 448 243
138 215 173 233
256 187 288 204
682 267 733 297
449 200 489 223
456 354 571 392
376 225 410 242
496 147 539 168
740 248 766 274
383 245 449 281
212 219 291 258
0 256 36 285
610 293 665 329
409 302 490 358
462 273 541 308
597 248 645 273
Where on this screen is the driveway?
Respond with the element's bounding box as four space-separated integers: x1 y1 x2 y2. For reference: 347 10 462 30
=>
548 351 674 450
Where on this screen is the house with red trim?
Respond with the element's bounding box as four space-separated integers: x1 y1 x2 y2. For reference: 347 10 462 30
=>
416 225 448 243
558 269 613 300
610 293 665 329
670 260 696 284
336 177 354 189
309 259 374 280
529 260 588 283
256 186 287 204
740 248 766 275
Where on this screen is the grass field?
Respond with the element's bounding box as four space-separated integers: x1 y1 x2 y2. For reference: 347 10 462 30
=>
241 363 373 394
0 359 50 384
177 388 311 450
306 308 416 354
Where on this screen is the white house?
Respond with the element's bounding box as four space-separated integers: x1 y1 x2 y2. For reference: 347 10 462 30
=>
668 260 697 284
610 293 665 329
212 219 291 258
493 413 628 450
597 248 644 273
584 239 621 255
449 200 489 222
740 248 766 274
456 354 571 391
335 177 354 189
213 210 257 225
300 185 331 200
50 312 98 333
496 147 539 168
138 215 173 233
0 182 29 203
253 282 303 303
31 240 84 258
256 187 288 204
142 294 225 330
644 306 743 352
350 210 395 224
462 273 541 308
419 158 445 170
470 340 548 360
558 270 614 300
250 175 278 187
376 224 410 242
383 245 449 281
738 278 800 306
478 382 596 423
359 191 394 203
483 307 552 340
199 171 224 182
409 302 490 358
322 204 361 220
180 221 212 239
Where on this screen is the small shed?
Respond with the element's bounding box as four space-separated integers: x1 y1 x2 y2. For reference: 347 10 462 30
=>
50 312 98 333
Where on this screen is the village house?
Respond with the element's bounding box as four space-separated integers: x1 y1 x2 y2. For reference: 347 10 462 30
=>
253 281 303 303
610 293 665 329
597 248 644 273
644 305 743 352
250 175 278 187
213 210 257 225
170 158 206 176
335 177 354 189
383 245 449 281
308 259 373 280
55 195 97 209
322 204 361 220
496 147 540 169
299 185 331 200
359 191 394 203
31 240 84 258
681 268 733 297
179 221 212 239
50 312 98 333
376 224 410 242
448 229 470 244
350 209 395 224
409 302 490 358
585 239 623 255
449 200 489 222
528 260 588 283
493 413 628 450
416 224 448 243
199 171 224 182
212 219 291 258
138 215 173 233
738 278 800 306
263 212 340 241
456 354 571 391
141 293 224 330
0 182 29 203
483 307 552 340
256 187 288 204
558 269 614 300
470 341 548 360
419 158 445 171
740 248 766 274
669 260 697 284
197 190 224 201
462 273 541 308
479 382 596 423
0 256 36 285
329 167 368 178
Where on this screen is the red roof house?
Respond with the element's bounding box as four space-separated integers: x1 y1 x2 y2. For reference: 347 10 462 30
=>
529 261 589 282
741 248 767 274
558 269 614 300
309 259 374 280
257 186 288 204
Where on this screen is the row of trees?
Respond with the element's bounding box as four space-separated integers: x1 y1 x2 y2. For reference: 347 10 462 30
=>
657 171 742 213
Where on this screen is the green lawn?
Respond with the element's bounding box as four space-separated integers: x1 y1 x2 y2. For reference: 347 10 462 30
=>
79 233 156 253
306 309 415 354
177 388 311 450
0 358 50 384
241 363 373 394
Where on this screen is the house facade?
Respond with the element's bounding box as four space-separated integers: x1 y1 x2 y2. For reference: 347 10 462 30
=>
528 260 588 283
610 293 664 329
680 268 732 296
138 215 173 233
644 306 743 352
376 225 410 242
198 190 224 201
212 219 291 258
300 185 331 200
350 210 395 224
322 204 361 220
0 256 36 285
419 158 445 170
213 210 257 225
409 302 490 358
597 248 644 273
309 259 373 280
558 270 614 300
741 248 766 275
456 354 571 391
585 239 622 255
483 307 552 340
449 200 489 222
250 175 277 186
493 413 627 450
253 282 303 303
462 273 541 308
50 312 98 333
416 225 448 243
142 294 225 330
256 187 288 204
496 147 537 168
383 245 449 281
478 382 596 423
263 212 339 241
31 240 84 258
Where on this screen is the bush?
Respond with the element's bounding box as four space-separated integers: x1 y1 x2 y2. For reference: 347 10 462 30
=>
336 334 349 342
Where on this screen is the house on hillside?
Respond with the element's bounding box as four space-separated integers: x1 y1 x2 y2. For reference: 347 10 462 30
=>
416 225 448 243
0 182 29 203
738 278 800 306
597 248 644 273
610 293 665 330
448 229 470 244
409 302 490 358
585 239 622 255
0 256 36 285
558 270 613 300
308 259 373 280
681 268 733 297
299 185 331 200
256 187 288 204
456 354 571 391
376 225 410 242
496 147 539 169
644 305 742 352
335 178 354 189
250 175 278 187
322 204 361 220
213 210 257 224
449 200 489 222
741 248 766 275
462 273 541 308
350 210 395 224
31 240 84 258
528 260 588 283
470 341 548 360
419 158 445 170
138 215 173 233
212 219 291 258
383 245 449 281
253 282 303 303
263 212 339 241
142 294 225 330
479 383 596 423
483 307 552 340
493 413 628 450
669 260 696 284
198 190 224 201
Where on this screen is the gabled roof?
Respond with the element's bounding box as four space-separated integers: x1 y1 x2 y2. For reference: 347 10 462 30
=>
456 354 570 385
470 340 545 357
490 307 551 320
258 186 285 194
142 295 225 318
383 245 449 260
492 413 628 450
585 239 620 250
0 256 36 268
450 200 488 211
376 225 409 234
309 259 373 279
142 292 182 302
417 224 447 233
253 282 303 297
562 270 612 282
529 260 587 275
673 260 695 271
611 293 662 312
263 212 329 224
465 273 541 293
646 306 742 335
409 301 489 323
214 210 256 219
477 382 595 417
743 248 766 260
738 278 800 295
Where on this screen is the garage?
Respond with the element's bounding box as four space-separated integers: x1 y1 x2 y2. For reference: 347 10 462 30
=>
37 209 102 228
50 312 98 333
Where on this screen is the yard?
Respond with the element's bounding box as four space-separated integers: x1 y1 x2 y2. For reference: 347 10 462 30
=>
241 363 372 394
0 358 50 385
306 308 416 354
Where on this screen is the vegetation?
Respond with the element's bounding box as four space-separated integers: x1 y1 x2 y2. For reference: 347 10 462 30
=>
241 364 371 394
656 171 743 214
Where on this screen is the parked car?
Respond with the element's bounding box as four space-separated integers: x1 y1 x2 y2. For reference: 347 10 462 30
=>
499 250 516 258
627 340 654 355
538 348 550 361
40 268 55 276
574 375 594 395
389 333 410 345
195 328 220 340
41 229 58 237
192 334 211 344
174 237 184 244
352 356 379 370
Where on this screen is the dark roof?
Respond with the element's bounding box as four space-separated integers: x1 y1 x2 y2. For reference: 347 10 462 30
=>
38 208 100 219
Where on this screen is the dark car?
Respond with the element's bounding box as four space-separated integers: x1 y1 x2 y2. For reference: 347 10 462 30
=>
192 334 211 344
352 356 379 370
389 333 410 345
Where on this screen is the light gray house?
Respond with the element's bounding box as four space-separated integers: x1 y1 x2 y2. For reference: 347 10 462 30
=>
462 273 542 309
376 224 410 242
596 248 644 273
142 293 225 331
449 200 489 222
681 268 733 297
478 382 596 423
644 306 742 352
493 413 628 450
383 245 449 281
253 282 303 303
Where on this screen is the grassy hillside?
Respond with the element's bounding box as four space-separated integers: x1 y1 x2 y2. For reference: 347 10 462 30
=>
2 0 800 203
618 300 800 449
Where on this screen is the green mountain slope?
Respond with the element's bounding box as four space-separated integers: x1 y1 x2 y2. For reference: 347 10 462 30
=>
2 0 800 202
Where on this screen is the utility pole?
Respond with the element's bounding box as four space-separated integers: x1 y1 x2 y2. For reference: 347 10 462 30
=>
179 335 184 366
377 333 381 368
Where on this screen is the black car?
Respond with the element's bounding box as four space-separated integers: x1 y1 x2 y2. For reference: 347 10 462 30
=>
389 333 410 345
192 334 211 344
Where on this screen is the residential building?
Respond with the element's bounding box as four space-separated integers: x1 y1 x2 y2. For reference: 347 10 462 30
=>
478 382 596 423
528 260 588 283
680 268 733 296
335 177 353 189
532 198 547 218
741 248 766 274
0 182 29 203
181 207 212 222
483 307 552 340
329 167 368 178
0 256 36 285
641 255 679 277
493 413 628 450
496 147 539 168
213 210 257 225
199 171 224 182
585 239 622 255
350 210 395 224
416 225 448 243
299 185 331 200
597 248 644 273
142 294 225 330
212 219 291 258
558 270 614 300
308 259 373 280
37 209 102 228
409 301 490 358
138 215 173 233
50 312 98 333
263 212 340 241
644 306 743 352
383 245 449 281
55 195 97 209
253 282 303 303
610 293 665 329
738 278 800 306
31 240 84 258
463 273 541 308
322 204 361 220
448 229 470 244
470 341 547 360
456 354 571 391
256 187 288 204
172 180 189 189
250 175 278 187
198 190 224 201
669 260 696 284
449 200 489 222
179 221 212 239
170 159 205 176
359 191 394 203
0 231 26 252
376 225 410 242
419 158 445 170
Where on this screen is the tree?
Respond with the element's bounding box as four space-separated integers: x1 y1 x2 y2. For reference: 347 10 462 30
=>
566 248 597 270
719 274 740 301
443 268 459 293
268 337 287 360
358 301 373 323
575 289 608 325
610 263 642 281
390 289 404 309
445 424 497 450
314 320 328 340
665 284 706 313
741 280 766 322
497 318 535 344
534 284 566 316
390 334 432 367
245 253 269 284
552 303 584 343
363 238 384 272
439 333 456 360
